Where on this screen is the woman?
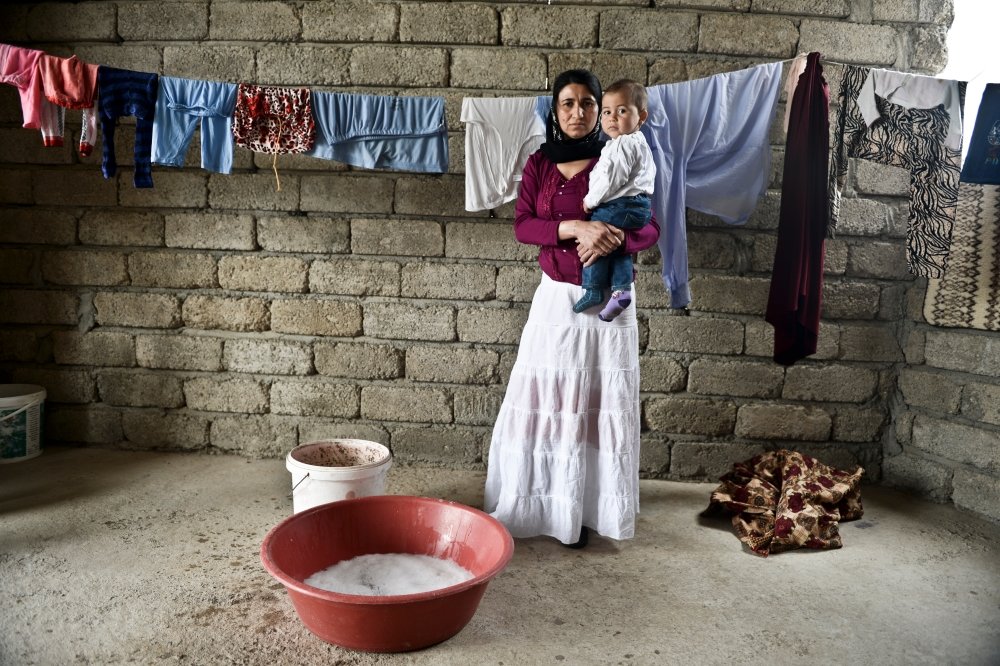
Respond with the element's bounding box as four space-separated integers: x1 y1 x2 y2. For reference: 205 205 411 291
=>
484 70 661 548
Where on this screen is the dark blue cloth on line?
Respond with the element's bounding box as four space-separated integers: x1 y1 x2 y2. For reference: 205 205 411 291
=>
961 83 1000 185
97 66 159 188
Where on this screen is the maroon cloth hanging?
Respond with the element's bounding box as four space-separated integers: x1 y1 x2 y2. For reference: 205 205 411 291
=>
766 53 829 365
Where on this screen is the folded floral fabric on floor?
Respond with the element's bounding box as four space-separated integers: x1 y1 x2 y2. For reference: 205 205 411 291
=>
708 449 864 557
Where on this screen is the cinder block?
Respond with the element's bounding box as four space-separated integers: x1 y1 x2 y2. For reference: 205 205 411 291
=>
847 242 909 280
26 2 117 40
350 46 448 87
136 334 223 372
182 295 269 332
401 262 496 300
122 410 209 451
688 275 770 316
314 342 404 380
831 404 886 442
854 161 909 197
502 6 597 48
0 168 32 204
496 266 540 303
952 467 1000 523
0 127 74 165
639 354 686 393
925 330 1000 375
258 216 350 254
457 306 529 344
118 2 208 40
129 251 217 289
744 319 840 360
54 331 135 367
165 213 254 251
911 415 1000 474
698 13 798 58
270 299 362 337
634 272 672 310
799 20 898 66
94 292 182 329
361 385 451 424
41 250 127 287
402 3 497 44
882 452 953 502
184 377 269 414
0 4 28 42
224 338 312 375
0 330 38 362
688 231 738 271
453 387 504 426
97 369 184 408
300 175 394 214
821 280 881 320
351 218 444 257
445 222 535 261
549 51 649 87
649 58 688 85
0 209 76 245
210 2 299 40
207 173 299 212
735 403 832 441
164 45 256 83
688 359 784 398
919 0 952 23
406 346 499 384
741 190 781 230
450 48 547 90
310 258 400 296
270 379 358 418
80 211 162 247
647 315 743 354
211 415 298 458
364 302 455 342
71 44 162 74
644 396 737 436
118 172 208 209
838 322 903 362
908 25 948 74
782 364 878 403
11 367 95 404
752 0 848 17
46 406 122 444
601 9 698 51
0 249 33 284
670 441 767 480
961 382 1000 427
390 425 484 467
394 177 467 217
301 0 398 42
837 197 893 236
218 256 308 293
34 171 117 207
258 43 351 85
297 421 390 446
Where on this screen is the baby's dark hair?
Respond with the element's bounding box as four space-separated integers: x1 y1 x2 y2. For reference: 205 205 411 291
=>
604 79 648 112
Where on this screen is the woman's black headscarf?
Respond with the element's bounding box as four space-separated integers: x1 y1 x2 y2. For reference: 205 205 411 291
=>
539 69 605 164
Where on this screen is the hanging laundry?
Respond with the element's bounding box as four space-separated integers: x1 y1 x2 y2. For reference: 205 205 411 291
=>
461 96 546 212
151 76 237 174
0 44 62 146
782 53 809 134
924 83 1000 330
231 83 315 154
766 53 829 366
643 62 783 308
706 449 865 557
97 66 159 188
38 54 99 156
307 91 448 173
829 65 965 277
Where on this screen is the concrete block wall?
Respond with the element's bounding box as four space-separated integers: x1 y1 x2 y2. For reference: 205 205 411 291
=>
2 0 995 522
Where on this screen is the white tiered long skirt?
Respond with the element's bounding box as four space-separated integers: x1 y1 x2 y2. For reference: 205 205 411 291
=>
484 273 640 544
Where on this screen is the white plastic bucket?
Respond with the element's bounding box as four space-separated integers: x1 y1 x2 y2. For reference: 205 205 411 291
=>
0 384 46 464
286 439 392 514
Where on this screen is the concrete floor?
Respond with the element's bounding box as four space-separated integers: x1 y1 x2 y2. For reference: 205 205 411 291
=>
1 447 998 666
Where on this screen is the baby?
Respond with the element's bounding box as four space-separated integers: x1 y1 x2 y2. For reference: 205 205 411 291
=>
575 79 656 321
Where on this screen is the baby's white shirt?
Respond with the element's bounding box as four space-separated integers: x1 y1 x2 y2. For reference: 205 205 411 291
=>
583 131 656 211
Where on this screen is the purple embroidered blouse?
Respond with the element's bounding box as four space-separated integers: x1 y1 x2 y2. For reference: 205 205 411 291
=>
513 150 660 285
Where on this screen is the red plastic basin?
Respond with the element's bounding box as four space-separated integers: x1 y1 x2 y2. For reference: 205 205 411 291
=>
260 495 514 652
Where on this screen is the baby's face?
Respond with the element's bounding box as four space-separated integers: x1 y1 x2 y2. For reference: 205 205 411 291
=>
600 91 646 139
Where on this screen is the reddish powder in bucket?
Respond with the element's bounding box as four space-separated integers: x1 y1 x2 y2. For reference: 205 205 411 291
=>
296 443 384 467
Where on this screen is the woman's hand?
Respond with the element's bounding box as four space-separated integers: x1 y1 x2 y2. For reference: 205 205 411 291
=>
570 220 624 266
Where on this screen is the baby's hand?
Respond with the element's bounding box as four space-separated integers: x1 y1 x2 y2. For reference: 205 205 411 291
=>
582 204 591 214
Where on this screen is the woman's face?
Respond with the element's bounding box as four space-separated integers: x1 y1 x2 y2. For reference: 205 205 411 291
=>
556 83 599 139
